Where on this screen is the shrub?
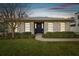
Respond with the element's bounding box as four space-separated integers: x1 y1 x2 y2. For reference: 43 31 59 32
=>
0 32 35 40
14 32 35 39
43 32 79 38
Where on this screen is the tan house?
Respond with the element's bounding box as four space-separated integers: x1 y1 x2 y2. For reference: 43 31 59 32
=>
7 17 74 34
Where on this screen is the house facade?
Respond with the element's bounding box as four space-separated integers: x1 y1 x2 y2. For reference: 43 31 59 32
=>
7 17 74 34
6 12 79 34
70 12 79 33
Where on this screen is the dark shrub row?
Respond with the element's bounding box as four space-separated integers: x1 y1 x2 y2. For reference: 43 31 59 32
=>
43 32 79 38
0 32 35 39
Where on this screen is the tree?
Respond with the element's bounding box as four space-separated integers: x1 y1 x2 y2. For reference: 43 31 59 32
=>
0 3 29 38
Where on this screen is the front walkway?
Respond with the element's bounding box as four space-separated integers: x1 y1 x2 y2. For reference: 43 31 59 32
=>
35 33 79 41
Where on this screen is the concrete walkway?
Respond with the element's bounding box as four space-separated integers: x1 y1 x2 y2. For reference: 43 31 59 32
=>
35 33 79 41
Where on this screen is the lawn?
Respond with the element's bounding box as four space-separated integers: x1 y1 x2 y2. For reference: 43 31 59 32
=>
0 39 79 56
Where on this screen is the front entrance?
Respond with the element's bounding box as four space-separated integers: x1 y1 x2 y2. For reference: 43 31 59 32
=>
34 22 44 34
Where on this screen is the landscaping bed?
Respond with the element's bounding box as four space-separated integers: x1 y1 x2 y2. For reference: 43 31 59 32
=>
43 32 79 38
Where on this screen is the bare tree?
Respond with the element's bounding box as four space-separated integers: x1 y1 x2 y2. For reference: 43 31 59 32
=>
0 3 29 38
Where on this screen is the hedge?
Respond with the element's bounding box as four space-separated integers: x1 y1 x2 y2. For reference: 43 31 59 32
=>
0 32 35 39
43 32 79 38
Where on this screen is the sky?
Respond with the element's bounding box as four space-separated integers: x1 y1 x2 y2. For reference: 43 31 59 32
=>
0 3 79 18
28 3 79 18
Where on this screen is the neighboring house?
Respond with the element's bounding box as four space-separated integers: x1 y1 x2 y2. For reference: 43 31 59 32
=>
70 12 79 33
7 17 74 34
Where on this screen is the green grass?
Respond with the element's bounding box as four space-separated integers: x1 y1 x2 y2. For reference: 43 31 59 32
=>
0 39 79 56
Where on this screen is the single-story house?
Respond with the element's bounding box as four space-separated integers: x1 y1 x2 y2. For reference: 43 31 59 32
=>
0 12 78 35
7 17 74 34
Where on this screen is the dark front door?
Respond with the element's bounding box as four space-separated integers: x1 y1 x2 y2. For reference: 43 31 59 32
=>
35 22 44 34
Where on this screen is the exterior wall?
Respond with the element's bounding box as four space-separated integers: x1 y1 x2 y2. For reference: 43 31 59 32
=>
8 21 71 34
60 22 65 32
44 22 70 33
17 22 25 33
74 13 79 32
8 23 25 33
44 22 48 34
70 27 76 32
65 22 70 31
53 22 60 32
70 13 79 32
47 22 53 32
8 22 34 34
30 22 34 34
16 22 34 34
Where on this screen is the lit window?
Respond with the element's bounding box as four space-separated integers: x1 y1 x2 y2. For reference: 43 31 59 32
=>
60 22 65 31
42 23 43 29
25 23 30 32
35 23 36 29
48 23 53 32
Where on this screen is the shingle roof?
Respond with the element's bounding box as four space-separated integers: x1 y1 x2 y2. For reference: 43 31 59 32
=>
23 17 73 21
5 17 74 22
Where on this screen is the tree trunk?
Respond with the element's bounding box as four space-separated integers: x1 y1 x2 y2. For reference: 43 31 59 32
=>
12 29 15 39
4 31 7 38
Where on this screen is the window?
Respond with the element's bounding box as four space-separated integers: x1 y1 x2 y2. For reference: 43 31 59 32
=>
35 23 36 29
42 23 43 29
25 23 30 32
78 24 79 26
48 23 53 32
78 15 79 19
60 22 65 31
70 24 76 27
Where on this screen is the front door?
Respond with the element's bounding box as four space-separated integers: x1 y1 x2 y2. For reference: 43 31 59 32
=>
35 22 44 34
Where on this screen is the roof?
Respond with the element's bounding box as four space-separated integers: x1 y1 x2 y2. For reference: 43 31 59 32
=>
5 17 74 22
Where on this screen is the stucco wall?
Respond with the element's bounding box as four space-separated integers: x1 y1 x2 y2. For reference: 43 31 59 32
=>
8 21 71 34
30 22 34 34
44 22 70 33
65 22 70 31
17 22 25 33
53 22 60 32
44 22 48 34
70 13 79 32
17 22 34 34
8 22 25 33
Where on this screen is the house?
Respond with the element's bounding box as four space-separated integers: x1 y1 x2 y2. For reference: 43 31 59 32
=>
70 12 79 33
4 12 79 35
7 17 74 34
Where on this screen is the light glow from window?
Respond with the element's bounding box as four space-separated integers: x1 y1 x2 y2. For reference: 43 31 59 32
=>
25 23 30 32
48 23 53 32
60 22 65 31
42 23 43 29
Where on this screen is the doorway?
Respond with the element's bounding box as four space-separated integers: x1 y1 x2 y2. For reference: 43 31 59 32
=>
34 22 44 34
